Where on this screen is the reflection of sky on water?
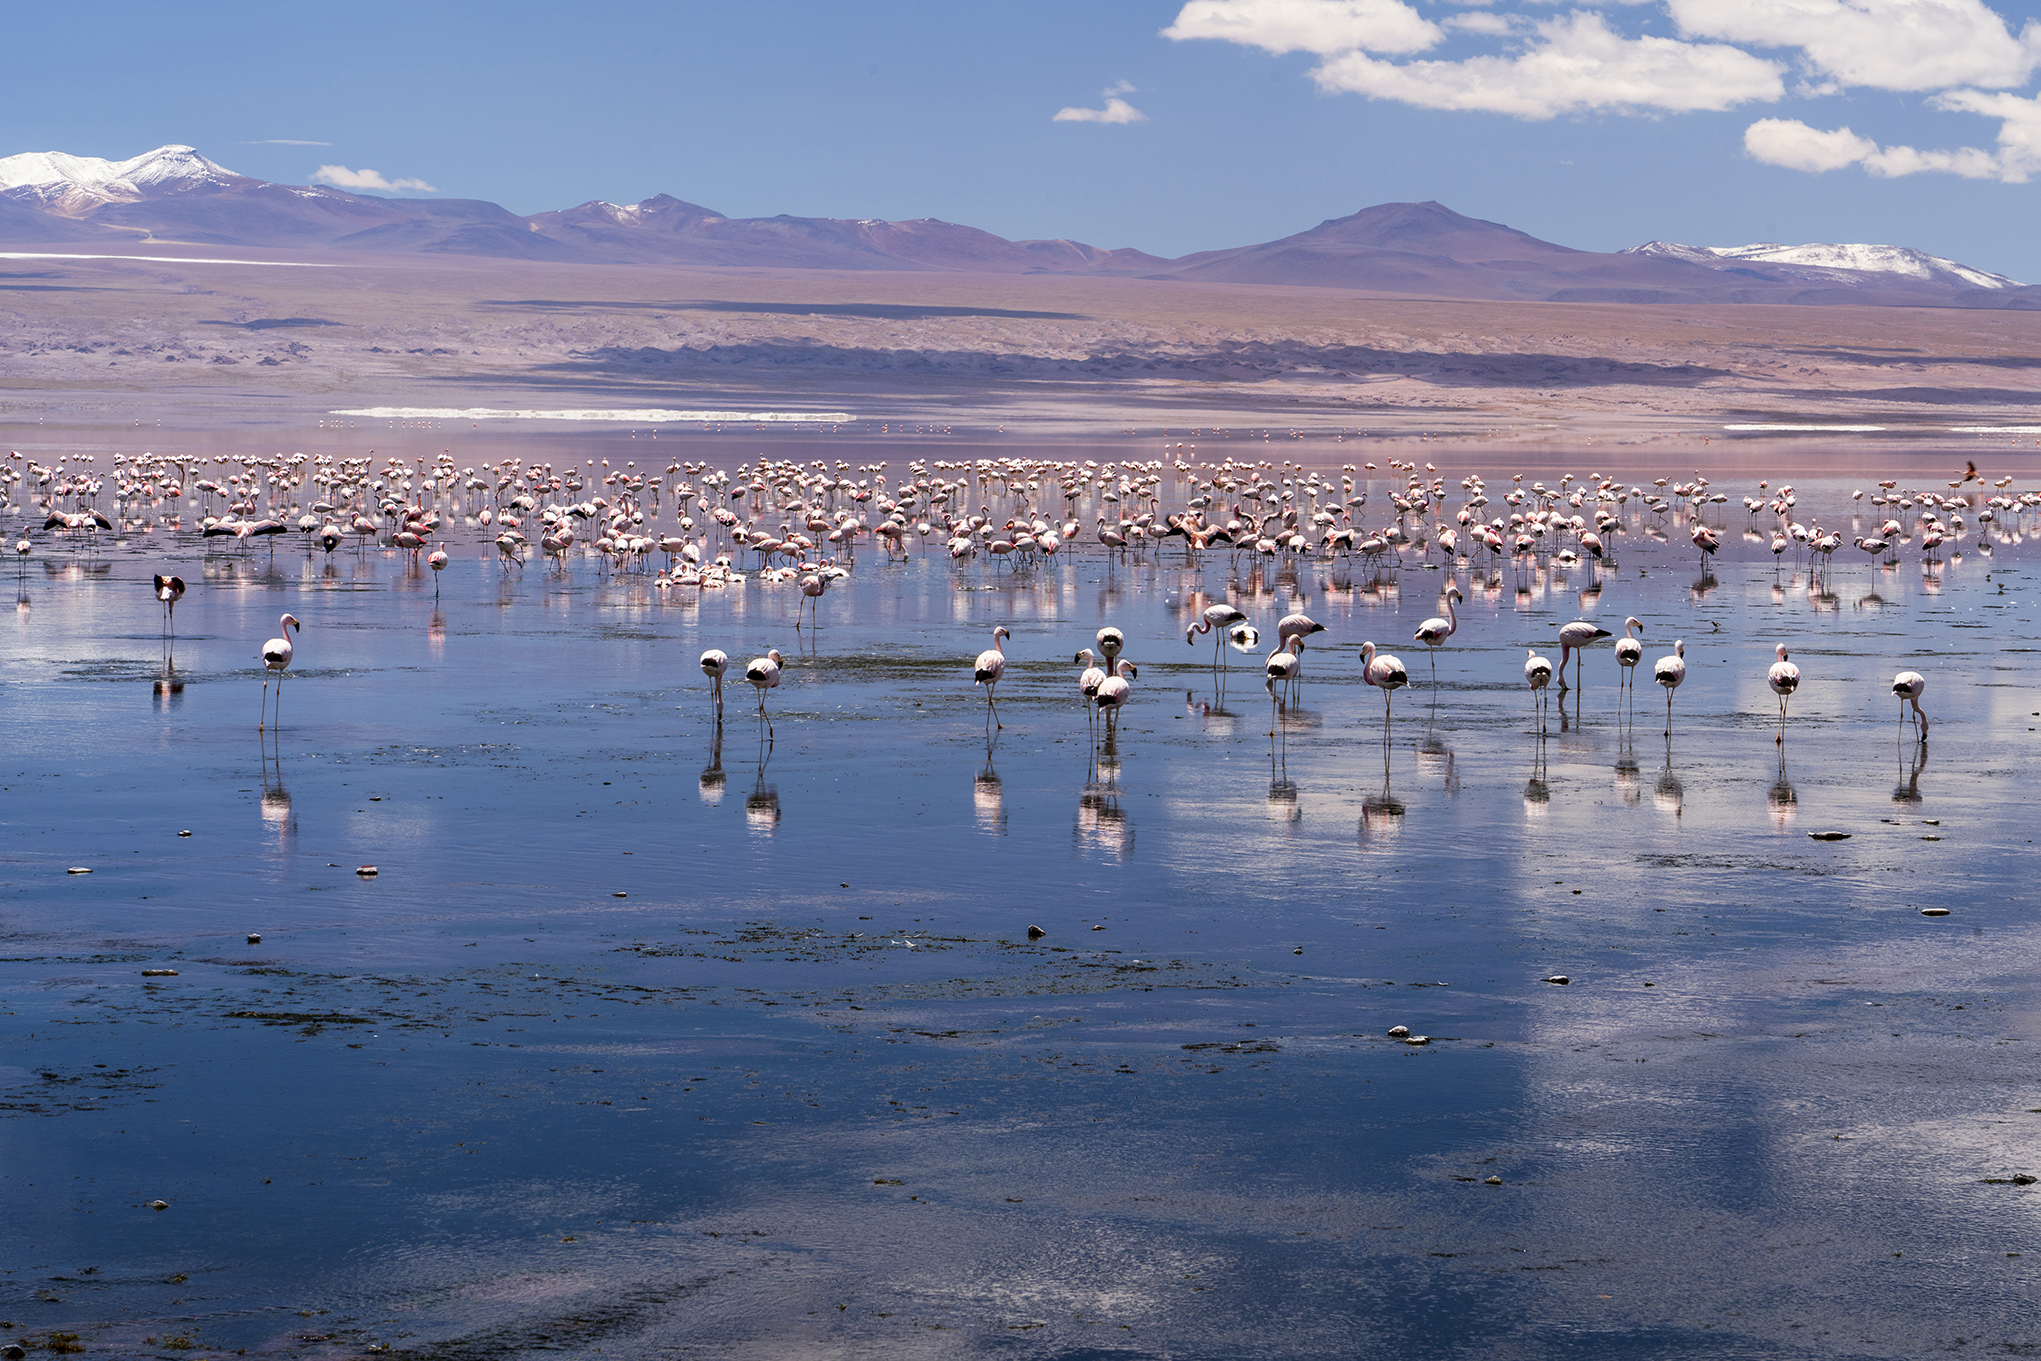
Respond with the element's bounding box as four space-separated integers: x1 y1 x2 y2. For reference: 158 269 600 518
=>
5 465 2041 1355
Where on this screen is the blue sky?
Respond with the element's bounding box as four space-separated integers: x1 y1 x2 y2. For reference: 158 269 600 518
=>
8 0 2041 278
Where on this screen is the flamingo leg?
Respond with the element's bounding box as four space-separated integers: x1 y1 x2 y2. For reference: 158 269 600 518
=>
1665 687 1673 738
260 673 270 731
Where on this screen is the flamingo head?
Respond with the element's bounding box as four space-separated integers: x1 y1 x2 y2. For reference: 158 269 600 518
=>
1074 648 1096 666
1776 643 1789 660
993 625 1010 643
766 648 783 665
1626 616 1643 636
280 614 300 634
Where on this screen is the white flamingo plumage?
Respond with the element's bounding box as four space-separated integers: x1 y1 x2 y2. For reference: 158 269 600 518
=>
1360 640 1408 733
1557 619 1612 691
1095 654 1137 736
700 649 730 724
1524 648 1554 733
1614 616 1643 708
1768 643 1801 745
258 613 299 731
745 648 784 736
1654 639 1686 737
975 626 1011 728
1893 670 1928 740
1413 585 1461 689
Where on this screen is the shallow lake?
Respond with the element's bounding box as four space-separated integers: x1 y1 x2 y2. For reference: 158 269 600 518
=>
4 439 2039 1359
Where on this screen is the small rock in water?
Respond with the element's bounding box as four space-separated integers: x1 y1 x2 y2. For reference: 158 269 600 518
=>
67 866 92 874
2015 1174 2038 1186
148 1199 169 1211
356 865 378 877
1808 831 1852 841
1920 907 1951 917
1484 1176 1503 1185
141 969 178 977
1545 975 1571 985
1405 1034 1431 1046
1922 835 1942 841
1387 1025 1411 1038
1090 924 1105 931
247 933 262 945
178 830 192 838
5 1341 28 1360
613 891 628 897
1293 947 1304 955
1026 925 1046 940
1923 819 1941 826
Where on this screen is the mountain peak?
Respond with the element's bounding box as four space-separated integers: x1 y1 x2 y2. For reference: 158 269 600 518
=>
1623 238 2021 289
0 144 243 215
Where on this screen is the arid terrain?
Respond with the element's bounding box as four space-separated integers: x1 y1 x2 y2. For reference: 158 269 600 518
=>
5 246 2041 444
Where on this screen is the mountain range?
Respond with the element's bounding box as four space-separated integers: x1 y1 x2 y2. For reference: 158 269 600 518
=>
3 144 2036 310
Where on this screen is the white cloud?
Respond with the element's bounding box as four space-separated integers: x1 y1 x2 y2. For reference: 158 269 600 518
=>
1312 11 1783 118
310 164 436 192
1053 81 1149 124
1442 11 1517 34
1932 88 2041 178
1744 115 2012 179
1163 0 1442 56
1670 0 2041 92
1743 116 1879 170
243 139 332 146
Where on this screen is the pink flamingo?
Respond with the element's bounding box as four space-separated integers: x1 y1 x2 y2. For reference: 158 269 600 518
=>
258 613 299 731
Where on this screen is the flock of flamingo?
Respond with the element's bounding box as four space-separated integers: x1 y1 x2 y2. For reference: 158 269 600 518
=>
11 440 1984 754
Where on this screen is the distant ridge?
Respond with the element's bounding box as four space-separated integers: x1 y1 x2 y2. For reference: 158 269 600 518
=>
1 144 2034 309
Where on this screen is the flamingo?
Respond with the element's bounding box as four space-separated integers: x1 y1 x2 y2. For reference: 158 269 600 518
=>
1692 522 1721 570
1095 654 1137 736
1654 639 1686 737
796 572 826 629
1767 643 1800 745
153 574 185 655
1265 634 1303 704
427 547 448 593
1524 648 1554 733
1613 616 1643 707
700 649 730 724
1186 603 1249 692
1412 585 1461 689
1893 670 1928 740
745 648 784 737
258 613 300 731
1557 619 1612 691
975 626 1011 727
1096 626 1126 667
1360 641 1408 734
1074 647 1108 737
1277 612 1327 659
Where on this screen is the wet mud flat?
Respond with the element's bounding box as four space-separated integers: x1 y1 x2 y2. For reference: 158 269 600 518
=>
7 467 2041 1357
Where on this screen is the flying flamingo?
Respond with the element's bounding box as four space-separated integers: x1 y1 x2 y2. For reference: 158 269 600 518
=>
1524 648 1554 733
1557 619 1611 691
1360 641 1408 735
1893 670 1928 740
1654 639 1686 736
1095 654 1137 736
1767 643 1800 744
1613 616 1643 708
258 613 299 731
700 649 730 724
1412 585 1462 689
745 648 784 737
975 626 1011 727
153 574 185 656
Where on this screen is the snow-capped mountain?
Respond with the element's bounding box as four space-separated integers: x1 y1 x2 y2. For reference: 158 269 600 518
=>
1624 239 2021 290
0 145 246 214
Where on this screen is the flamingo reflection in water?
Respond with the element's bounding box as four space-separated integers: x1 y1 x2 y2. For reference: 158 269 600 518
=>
1654 737 1684 817
745 740 780 833
1077 740 1132 859
1768 752 1798 831
1614 736 1642 807
1524 736 1551 818
975 734 1006 835
1894 738 1928 806
699 728 726 806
